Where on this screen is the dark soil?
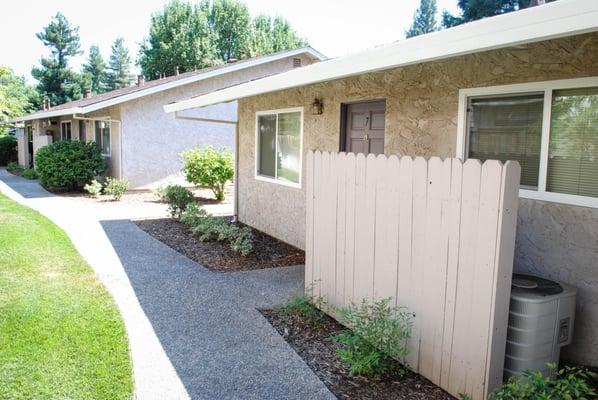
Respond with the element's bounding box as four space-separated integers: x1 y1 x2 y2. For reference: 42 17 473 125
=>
134 217 305 272
260 308 455 400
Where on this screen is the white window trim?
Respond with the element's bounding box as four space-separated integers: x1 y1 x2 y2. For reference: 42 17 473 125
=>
94 119 112 157
456 76 598 209
60 120 72 141
254 107 304 189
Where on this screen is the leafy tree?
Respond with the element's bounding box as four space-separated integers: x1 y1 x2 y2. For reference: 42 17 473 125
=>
208 0 252 61
83 45 106 94
138 0 218 79
31 13 83 105
247 15 306 56
0 67 39 134
442 0 555 28
405 0 439 38
105 38 134 90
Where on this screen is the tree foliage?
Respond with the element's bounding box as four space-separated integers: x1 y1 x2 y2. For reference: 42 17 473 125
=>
442 0 555 28
83 45 107 94
105 38 134 90
138 0 307 78
0 66 39 134
138 0 218 79
31 13 84 105
406 0 439 38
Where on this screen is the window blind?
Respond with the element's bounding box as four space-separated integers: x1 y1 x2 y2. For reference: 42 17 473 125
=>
468 94 544 188
547 87 598 198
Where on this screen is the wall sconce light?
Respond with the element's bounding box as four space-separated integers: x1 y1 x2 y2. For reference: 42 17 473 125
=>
311 98 324 115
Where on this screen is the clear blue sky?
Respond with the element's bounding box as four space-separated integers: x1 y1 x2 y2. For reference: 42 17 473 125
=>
0 0 460 82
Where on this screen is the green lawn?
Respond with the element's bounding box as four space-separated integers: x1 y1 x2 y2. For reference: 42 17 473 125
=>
0 194 133 399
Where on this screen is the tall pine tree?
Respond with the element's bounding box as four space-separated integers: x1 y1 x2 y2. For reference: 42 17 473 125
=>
31 13 84 105
83 45 106 94
405 0 439 38
105 38 134 90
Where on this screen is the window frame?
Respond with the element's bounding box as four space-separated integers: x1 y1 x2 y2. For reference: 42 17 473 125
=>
254 107 304 189
94 119 111 157
60 120 72 141
457 76 598 209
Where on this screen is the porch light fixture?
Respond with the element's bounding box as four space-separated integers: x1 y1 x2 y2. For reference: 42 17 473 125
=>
311 98 324 115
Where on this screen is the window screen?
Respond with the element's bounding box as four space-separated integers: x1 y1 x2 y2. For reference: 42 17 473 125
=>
468 94 544 188
547 87 598 198
257 111 302 184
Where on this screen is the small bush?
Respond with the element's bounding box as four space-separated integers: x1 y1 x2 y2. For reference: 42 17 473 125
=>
331 298 412 376
179 203 254 256
6 161 22 171
181 145 233 201
279 294 327 326
104 177 128 201
35 141 105 190
0 135 17 166
21 168 38 180
84 179 103 198
489 364 596 400
152 184 168 202
164 185 195 218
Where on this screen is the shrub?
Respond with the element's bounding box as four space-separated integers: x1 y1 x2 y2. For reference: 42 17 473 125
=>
489 364 596 400
104 177 128 201
84 179 103 198
35 141 105 190
0 135 17 166
21 168 38 180
164 185 195 218
6 161 22 171
179 203 254 256
181 145 234 201
152 184 168 202
331 298 412 376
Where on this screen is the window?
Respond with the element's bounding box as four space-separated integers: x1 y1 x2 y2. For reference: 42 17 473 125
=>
60 121 72 141
459 77 598 208
94 120 111 156
256 108 303 187
79 120 86 141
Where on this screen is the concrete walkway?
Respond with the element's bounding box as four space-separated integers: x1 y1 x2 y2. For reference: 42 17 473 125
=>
0 169 334 400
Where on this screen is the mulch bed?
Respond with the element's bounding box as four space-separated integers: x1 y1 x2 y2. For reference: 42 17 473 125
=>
134 217 305 273
260 308 455 400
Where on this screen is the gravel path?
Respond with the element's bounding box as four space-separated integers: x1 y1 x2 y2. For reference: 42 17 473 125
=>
0 169 334 400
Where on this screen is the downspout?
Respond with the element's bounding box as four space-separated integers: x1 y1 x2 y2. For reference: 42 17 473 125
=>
174 111 239 221
72 115 123 179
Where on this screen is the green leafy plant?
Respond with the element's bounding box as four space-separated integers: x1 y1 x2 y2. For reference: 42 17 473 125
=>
152 184 168 202
179 202 254 256
35 140 105 190
489 363 597 400
181 145 233 201
164 185 195 218
104 177 128 201
331 298 412 377
84 179 103 198
6 161 22 171
0 135 17 166
21 168 38 180
279 294 327 327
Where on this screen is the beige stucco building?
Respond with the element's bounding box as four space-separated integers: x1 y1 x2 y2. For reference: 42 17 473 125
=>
14 47 325 188
166 2 598 367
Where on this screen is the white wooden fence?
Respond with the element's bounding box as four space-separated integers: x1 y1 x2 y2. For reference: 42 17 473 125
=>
305 151 520 400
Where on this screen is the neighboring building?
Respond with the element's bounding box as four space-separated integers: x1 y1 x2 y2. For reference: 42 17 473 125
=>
165 1 598 367
13 47 325 188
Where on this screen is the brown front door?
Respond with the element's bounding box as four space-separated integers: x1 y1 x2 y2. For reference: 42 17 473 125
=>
344 100 386 155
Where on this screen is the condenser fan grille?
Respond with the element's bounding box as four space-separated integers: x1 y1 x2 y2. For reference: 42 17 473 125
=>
512 273 563 296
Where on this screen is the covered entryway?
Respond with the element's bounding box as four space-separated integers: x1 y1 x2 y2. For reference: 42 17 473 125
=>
342 100 385 155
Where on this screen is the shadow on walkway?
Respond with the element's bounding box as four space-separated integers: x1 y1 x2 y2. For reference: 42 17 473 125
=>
100 219 333 400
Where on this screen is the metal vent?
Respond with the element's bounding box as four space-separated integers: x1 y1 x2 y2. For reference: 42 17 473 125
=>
293 58 302 68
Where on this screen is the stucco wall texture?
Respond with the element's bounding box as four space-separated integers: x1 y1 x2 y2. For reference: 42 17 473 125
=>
237 33 598 366
120 54 316 188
